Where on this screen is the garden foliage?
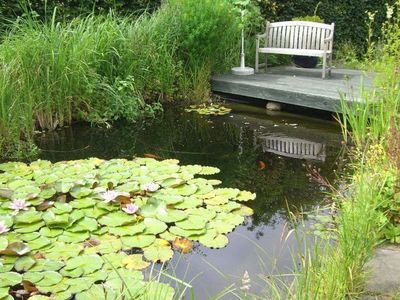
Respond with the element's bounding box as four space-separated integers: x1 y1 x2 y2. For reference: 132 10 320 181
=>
0 0 240 159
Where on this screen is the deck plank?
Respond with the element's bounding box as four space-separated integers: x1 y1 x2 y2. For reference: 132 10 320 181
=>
211 66 374 112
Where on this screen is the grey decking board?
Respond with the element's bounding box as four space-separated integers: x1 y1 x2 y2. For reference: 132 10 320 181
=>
211 66 374 113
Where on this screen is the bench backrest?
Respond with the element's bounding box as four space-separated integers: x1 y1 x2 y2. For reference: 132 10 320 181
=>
265 21 334 51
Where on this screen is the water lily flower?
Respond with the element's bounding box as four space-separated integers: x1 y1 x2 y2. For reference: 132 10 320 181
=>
0 221 9 235
101 190 119 203
144 182 159 192
10 199 29 213
122 203 139 215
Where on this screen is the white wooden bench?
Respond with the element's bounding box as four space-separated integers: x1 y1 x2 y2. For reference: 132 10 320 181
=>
255 21 335 79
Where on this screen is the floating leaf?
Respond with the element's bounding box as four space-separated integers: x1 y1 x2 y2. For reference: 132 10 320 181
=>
122 254 150 270
145 282 175 300
235 190 256 202
143 218 167 235
198 230 229 248
199 166 220 175
172 237 193 254
63 255 103 275
0 272 23 287
143 239 173 262
108 223 145 236
36 271 63 287
0 242 30 256
121 234 156 249
98 212 136 227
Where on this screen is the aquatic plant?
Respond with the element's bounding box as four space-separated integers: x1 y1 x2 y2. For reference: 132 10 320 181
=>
185 104 232 116
0 157 255 299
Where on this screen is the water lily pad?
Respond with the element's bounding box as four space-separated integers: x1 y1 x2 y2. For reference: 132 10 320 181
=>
84 235 123 254
175 215 208 230
39 227 64 238
143 218 167 235
233 205 254 216
0 242 30 256
122 254 150 270
44 242 83 260
214 188 240 199
29 259 65 272
108 223 145 236
52 202 73 214
156 209 187 223
0 237 8 251
235 190 256 201
174 184 198 196
174 196 203 209
204 195 230 206
98 212 136 227
198 230 229 248
199 166 220 175
14 210 42 224
57 231 89 243
64 255 103 275
23 271 44 284
42 211 70 228
27 236 52 250
14 221 45 233
70 186 93 199
0 272 22 287
143 239 173 262
145 282 175 300
36 271 63 287
68 217 98 232
70 198 97 209
65 277 94 294
169 226 206 239
121 234 156 249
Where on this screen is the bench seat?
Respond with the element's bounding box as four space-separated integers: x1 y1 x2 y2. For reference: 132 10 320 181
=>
258 48 331 57
255 21 335 79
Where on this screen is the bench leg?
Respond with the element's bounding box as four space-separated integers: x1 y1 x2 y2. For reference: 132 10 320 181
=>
328 54 332 77
255 52 259 73
265 54 268 72
322 54 327 79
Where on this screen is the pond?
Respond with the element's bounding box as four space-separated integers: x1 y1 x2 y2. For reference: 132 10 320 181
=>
34 102 344 298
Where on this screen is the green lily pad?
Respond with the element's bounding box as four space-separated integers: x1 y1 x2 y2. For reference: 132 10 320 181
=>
108 223 146 236
0 272 22 287
156 209 187 223
14 221 45 233
175 215 208 230
141 218 166 235
122 254 150 270
44 242 83 260
70 198 97 209
57 231 89 243
235 190 256 201
0 237 8 251
64 255 103 275
174 196 203 209
169 226 206 239
42 211 70 228
14 210 43 224
39 227 64 238
29 259 65 272
98 212 136 227
14 256 36 272
143 239 173 262
64 277 94 294
214 188 240 199
121 234 156 249
36 271 63 287
174 184 198 196
145 282 175 300
68 217 98 232
198 230 229 248
70 186 93 199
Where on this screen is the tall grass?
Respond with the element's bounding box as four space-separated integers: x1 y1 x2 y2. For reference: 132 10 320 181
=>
258 2 400 299
0 0 240 159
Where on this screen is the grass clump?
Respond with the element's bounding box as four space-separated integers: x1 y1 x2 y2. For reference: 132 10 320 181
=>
0 0 240 159
259 2 400 299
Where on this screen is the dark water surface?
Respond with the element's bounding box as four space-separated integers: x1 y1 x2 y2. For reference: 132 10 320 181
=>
35 103 344 299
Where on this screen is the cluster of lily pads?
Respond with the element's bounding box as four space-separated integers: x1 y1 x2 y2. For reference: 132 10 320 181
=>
184 103 232 116
0 157 255 299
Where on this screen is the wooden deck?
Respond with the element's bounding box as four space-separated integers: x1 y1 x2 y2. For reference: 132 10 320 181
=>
211 66 374 112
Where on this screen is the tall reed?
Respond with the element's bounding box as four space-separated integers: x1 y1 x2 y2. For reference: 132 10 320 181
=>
0 0 240 159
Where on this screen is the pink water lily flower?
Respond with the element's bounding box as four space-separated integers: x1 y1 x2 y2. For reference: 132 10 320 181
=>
101 190 119 203
122 203 139 215
10 199 29 213
144 182 159 192
0 221 9 235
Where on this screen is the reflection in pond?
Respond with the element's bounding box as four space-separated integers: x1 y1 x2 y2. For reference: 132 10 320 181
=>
259 134 326 161
35 103 344 298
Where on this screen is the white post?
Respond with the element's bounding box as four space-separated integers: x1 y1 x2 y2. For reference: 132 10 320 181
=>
232 9 254 76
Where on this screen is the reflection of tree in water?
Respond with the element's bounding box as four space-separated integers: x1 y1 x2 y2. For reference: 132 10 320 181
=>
36 108 340 239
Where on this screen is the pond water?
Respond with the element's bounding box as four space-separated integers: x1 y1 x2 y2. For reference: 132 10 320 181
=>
35 103 344 298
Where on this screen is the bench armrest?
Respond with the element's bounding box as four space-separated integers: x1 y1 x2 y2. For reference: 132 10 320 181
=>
256 33 267 40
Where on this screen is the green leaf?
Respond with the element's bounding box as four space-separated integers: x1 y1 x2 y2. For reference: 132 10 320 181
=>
29 259 65 272
64 255 103 275
108 223 145 236
199 166 220 175
0 237 8 251
0 272 22 287
121 234 156 249
145 282 175 300
143 239 173 262
175 215 208 230
42 211 70 228
143 218 167 235
70 186 93 199
64 277 94 294
36 271 63 287
27 236 52 250
98 211 136 227
70 198 97 209
57 231 89 243
44 242 83 260
122 254 150 270
198 230 229 248
68 217 98 232
173 184 198 196
14 210 42 224
214 188 240 199
14 221 45 233
235 190 256 201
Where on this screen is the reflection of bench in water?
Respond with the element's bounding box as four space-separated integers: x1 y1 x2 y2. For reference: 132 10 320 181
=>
259 135 326 161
